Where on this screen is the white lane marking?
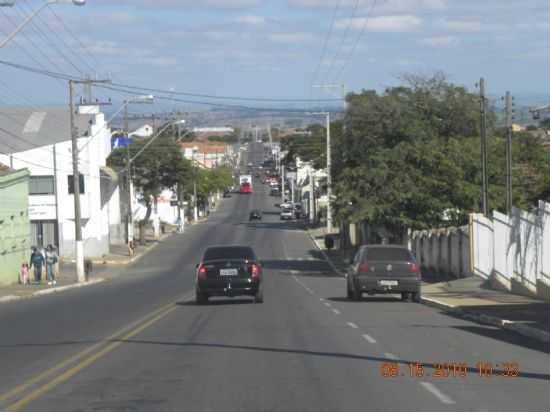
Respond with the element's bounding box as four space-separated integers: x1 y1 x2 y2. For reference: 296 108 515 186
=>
347 322 359 329
324 302 332 307
332 308 341 315
384 352 398 360
292 275 315 295
419 382 456 405
362 334 377 344
319 298 326 302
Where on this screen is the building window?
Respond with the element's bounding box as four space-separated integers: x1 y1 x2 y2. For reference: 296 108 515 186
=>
68 174 85 194
29 176 55 195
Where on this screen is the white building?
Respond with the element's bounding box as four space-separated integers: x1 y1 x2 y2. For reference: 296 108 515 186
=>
0 106 121 259
192 127 234 134
129 124 154 138
295 158 327 222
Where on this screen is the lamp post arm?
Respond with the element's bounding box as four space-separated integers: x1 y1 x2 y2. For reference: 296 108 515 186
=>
0 0 56 48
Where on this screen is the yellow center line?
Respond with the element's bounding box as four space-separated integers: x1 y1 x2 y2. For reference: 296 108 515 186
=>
2 303 180 412
0 292 191 405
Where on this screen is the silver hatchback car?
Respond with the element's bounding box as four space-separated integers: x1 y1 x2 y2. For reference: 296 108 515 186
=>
346 245 421 302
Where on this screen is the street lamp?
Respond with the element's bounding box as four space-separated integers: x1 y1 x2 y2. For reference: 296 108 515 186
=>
122 95 155 243
308 111 333 234
0 0 86 48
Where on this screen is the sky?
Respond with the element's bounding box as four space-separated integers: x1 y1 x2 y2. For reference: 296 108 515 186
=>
1 0 550 109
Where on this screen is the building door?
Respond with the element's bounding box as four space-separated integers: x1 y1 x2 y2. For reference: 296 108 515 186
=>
31 220 58 248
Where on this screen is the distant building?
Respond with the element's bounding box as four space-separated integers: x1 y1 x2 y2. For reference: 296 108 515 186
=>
180 141 232 169
512 123 525 133
0 164 30 285
192 127 234 134
130 124 154 138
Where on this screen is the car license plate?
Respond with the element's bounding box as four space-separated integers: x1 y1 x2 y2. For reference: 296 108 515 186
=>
379 280 398 286
220 268 238 276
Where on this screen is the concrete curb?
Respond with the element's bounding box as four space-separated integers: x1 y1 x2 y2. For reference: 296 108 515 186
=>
0 278 106 304
305 228 345 277
421 296 550 344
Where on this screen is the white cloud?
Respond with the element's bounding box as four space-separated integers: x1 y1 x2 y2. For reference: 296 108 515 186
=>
419 35 459 47
438 19 483 32
335 15 422 32
236 15 266 25
269 32 315 43
516 22 550 31
288 0 446 11
96 0 261 9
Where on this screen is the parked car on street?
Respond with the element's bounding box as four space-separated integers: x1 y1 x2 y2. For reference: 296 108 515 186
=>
280 208 293 220
346 245 421 302
195 245 264 304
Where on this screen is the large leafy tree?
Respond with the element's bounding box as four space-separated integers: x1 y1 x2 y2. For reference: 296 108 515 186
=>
331 73 549 241
108 138 194 240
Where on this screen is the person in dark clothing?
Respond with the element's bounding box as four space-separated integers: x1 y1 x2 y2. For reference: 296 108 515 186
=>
30 247 45 283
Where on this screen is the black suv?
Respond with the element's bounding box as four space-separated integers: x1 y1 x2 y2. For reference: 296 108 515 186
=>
195 246 264 304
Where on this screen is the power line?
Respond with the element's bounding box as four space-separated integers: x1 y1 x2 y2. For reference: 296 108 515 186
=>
0 58 342 109
332 0 377 82
309 0 343 95
46 4 102 72
15 2 85 76
96 84 324 113
319 0 363 85
0 10 69 88
108 81 343 103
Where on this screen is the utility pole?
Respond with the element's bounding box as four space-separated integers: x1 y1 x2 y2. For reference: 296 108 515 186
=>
124 102 134 244
281 164 285 202
505 91 514 215
193 150 198 221
326 112 333 233
69 80 84 282
312 172 317 224
69 78 111 283
479 78 489 216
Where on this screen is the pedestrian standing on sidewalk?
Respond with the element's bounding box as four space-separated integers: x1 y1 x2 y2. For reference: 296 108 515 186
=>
45 245 58 286
29 247 44 284
20 263 30 285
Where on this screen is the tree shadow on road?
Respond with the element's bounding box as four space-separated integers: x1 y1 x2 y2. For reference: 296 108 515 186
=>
261 259 341 278
117 338 550 382
327 296 404 304
176 298 254 306
438 311 550 355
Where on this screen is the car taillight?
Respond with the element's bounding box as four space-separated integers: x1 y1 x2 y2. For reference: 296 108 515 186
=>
250 263 260 280
358 262 369 273
198 264 207 280
410 262 421 279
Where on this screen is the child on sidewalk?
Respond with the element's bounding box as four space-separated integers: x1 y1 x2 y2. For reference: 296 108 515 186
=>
20 263 30 285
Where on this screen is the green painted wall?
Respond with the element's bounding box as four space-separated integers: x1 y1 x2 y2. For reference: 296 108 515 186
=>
0 169 30 286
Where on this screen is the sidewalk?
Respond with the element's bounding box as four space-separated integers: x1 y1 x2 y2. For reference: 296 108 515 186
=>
0 229 176 304
306 225 353 276
306 225 550 344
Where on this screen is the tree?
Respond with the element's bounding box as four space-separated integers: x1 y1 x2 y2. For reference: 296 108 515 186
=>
331 73 535 240
108 138 194 242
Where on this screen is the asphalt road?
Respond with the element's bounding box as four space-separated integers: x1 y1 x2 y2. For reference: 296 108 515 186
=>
1 142 549 412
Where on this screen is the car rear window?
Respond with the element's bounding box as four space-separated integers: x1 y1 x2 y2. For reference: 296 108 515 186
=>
203 247 256 261
364 247 413 261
